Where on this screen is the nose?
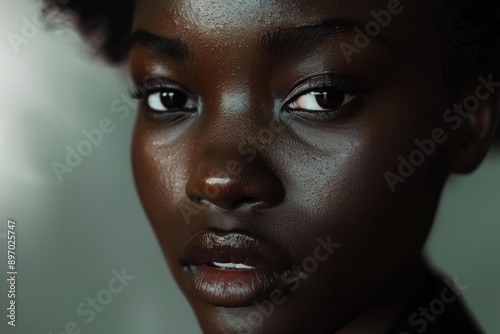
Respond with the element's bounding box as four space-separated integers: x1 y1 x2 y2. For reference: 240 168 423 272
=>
185 144 285 212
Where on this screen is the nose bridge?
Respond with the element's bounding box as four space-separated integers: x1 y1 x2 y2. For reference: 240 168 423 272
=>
185 91 284 211
198 79 269 153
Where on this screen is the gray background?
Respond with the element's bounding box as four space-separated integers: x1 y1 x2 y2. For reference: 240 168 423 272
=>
1 1 499 333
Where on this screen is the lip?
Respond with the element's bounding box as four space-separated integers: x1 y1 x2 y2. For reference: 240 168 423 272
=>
181 231 295 307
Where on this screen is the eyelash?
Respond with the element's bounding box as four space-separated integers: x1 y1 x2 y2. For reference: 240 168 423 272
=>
282 75 364 114
288 76 362 98
130 79 198 121
130 75 365 122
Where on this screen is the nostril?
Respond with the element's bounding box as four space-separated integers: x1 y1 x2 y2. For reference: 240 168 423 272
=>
190 191 207 205
230 197 261 210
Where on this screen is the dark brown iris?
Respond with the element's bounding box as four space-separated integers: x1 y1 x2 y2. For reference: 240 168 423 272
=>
160 90 188 109
313 90 345 109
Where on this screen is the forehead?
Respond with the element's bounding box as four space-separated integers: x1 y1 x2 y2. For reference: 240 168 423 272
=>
134 0 387 27
133 0 436 43
131 0 442 89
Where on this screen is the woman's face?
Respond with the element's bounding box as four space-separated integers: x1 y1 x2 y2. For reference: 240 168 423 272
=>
129 0 454 332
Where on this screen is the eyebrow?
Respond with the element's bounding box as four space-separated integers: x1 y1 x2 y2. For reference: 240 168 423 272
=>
130 30 190 60
256 18 393 57
130 18 393 61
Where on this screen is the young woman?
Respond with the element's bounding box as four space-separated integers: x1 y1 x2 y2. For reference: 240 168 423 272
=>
45 0 499 332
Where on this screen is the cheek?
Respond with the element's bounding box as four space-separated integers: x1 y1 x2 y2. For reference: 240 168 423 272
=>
131 122 191 237
272 133 434 311
277 102 445 282
277 131 394 255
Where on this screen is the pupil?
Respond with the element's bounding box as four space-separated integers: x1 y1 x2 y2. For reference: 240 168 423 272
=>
315 91 344 109
160 90 187 109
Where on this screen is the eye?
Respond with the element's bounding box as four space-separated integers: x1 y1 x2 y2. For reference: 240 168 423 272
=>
287 90 355 111
146 89 197 112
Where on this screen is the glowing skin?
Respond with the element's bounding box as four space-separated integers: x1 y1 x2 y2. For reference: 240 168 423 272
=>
128 0 498 333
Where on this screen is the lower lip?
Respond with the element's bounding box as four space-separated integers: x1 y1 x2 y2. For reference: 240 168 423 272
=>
186 264 286 307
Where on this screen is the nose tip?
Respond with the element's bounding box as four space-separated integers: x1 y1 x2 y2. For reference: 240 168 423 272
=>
185 155 285 212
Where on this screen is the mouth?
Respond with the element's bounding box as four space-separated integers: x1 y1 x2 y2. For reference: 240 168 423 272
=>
181 231 295 307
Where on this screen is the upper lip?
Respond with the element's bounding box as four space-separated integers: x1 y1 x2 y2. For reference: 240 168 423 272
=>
181 231 292 271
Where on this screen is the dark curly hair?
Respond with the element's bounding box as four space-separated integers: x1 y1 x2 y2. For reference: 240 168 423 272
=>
43 0 500 70
44 0 500 139
43 0 135 63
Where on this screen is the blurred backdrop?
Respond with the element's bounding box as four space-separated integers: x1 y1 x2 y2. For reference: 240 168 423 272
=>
0 1 499 333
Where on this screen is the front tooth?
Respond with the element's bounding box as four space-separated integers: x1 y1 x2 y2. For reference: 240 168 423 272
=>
212 262 255 269
234 263 255 269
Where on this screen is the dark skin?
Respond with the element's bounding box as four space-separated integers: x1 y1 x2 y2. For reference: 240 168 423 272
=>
128 0 499 333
